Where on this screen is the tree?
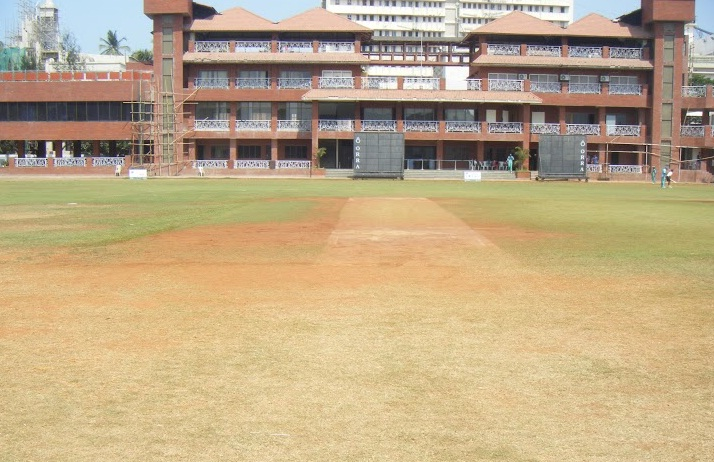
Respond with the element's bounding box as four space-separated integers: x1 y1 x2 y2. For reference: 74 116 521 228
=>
99 30 130 56
689 74 714 86
59 31 85 71
130 49 153 65
514 146 530 171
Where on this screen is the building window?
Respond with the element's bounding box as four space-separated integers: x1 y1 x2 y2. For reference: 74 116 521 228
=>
285 145 308 159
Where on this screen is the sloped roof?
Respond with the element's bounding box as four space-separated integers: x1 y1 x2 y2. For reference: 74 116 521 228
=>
302 89 542 104
565 13 651 39
276 8 371 33
465 11 566 37
473 55 654 70
191 7 274 32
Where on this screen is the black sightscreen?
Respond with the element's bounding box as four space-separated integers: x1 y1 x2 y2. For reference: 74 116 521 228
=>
353 132 405 179
538 135 588 180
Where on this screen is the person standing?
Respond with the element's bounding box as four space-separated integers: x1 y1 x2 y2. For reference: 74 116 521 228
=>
666 167 673 188
661 167 667 189
507 152 515 172
651 166 657 184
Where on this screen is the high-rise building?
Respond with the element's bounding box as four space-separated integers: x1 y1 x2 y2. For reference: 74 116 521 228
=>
322 0 574 39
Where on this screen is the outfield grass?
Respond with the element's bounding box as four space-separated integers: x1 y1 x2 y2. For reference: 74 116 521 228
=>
0 178 712 461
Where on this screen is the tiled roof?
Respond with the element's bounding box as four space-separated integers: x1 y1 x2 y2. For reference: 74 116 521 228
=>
190 7 274 32
190 7 371 33
302 89 542 104
183 52 370 65
565 13 651 39
465 11 566 37
473 55 654 70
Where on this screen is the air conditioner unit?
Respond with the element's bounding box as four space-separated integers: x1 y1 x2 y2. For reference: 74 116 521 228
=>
518 73 528 80
599 75 610 83
559 74 570 81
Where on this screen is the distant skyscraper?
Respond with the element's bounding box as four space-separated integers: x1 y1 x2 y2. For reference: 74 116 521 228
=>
323 0 574 39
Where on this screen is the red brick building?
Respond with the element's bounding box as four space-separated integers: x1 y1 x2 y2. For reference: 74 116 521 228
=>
1 0 711 180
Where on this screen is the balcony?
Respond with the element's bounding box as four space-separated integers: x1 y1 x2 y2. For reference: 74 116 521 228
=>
277 120 311 132
609 47 644 59
195 41 230 53
568 46 603 58
318 77 355 89
234 41 271 53
487 44 520 56
530 123 561 135
488 79 524 92
531 82 561 93
526 45 561 57
278 78 312 90
361 120 397 132
606 125 641 136
466 79 482 91
236 78 271 89
362 76 398 89
566 124 600 136
318 120 355 131
277 41 313 53
195 119 229 131
682 86 707 98
404 121 439 132
681 125 706 137
609 84 642 95
568 83 602 94
236 120 271 131
194 78 230 89
488 122 523 134
445 121 481 133
318 42 355 53
403 77 440 90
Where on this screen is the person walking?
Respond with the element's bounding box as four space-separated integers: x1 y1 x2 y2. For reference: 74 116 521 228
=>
666 167 673 188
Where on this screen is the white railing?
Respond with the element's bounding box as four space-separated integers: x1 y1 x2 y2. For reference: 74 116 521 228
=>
195 119 230 131
609 165 643 174
278 41 313 53
361 120 397 132
609 47 644 59
587 164 603 173
362 76 398 89
711 125 714 137
489 79 524 91
403 77 440 90
195 41 230 53
235 160 270 169
236 78 271 89
466 79 482 91
609 84 642 95
404 121 439 132
682 86 706 97
54 158 87 167
606 125 641 136
566 124 600 135
194 78 230 89
526 45 562 57
234 41 271 53
276 160 311 169
487 44 520 56
15 158 48 167
277 120 311 131
236 120 271 131
530 123 561 135
531 82 561 93
194 160 228 169
319 77 355 89
568 83 601 94
681 125 706 137
318 120 355 131
93 157 124 167
278 78 312 89
568 46 603 58
445 121 481 133
488 122 523 134
319 42 355 53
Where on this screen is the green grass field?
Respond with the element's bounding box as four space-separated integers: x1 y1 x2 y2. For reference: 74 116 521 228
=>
0 178 712 461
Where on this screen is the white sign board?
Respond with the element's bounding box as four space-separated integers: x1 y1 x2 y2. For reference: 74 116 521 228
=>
464 171 482 182
129 168 148 180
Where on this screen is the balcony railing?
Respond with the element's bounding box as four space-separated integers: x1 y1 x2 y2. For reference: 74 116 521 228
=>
609 84 642 95
487 44 520 56
278 78 312 89
530 123 561 135
531 82 561 93
609 47 644 59
319 77 355 89
403 77 440 90
235 160 270 169
488 122 523 134
194 78 230 89
236 78 271 89
489 79 524 91
278 41 313 53
318 42 355 53
236 120 271 131
566 124 600 135
194 160 229 169
609 165 643 174
568 46 603 58
404 120 439 132
466 79 482 91
682 86 707 97
569 83 602 94
588 164 603 173
55 158 87 167
276 160 311 169
362 76 398 89
681 125 706 137
445 121 481 133
526 45 561 57
361 120 397 132
93 157 124 167
606 125 641 136
277 120 311 131
318 120 355 131
16 158 49 168
234 41 271 53
195 119 230 131
195 41 230 53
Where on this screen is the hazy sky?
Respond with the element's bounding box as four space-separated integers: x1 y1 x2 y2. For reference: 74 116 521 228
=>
2 0 713 54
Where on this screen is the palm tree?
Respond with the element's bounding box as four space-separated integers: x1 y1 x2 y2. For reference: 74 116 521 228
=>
130 49 153 65
99 30 130 56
